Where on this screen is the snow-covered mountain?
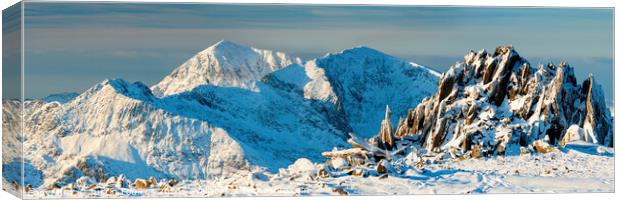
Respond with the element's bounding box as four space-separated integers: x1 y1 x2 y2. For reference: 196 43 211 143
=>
2 100 21 164
265 47 440 137
2 41 440 190
10 77 353 187
151 40 302 97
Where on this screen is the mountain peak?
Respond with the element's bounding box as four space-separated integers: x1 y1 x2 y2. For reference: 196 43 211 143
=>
79 78 154 102
214 39 236 46
205 40 253 54
152 40 302 97
330 46 389 58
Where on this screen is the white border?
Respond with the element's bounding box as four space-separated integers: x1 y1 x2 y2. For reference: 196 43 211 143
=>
0 1 617 200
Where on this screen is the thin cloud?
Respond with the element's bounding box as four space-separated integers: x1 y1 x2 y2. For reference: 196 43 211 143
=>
19 3 614 101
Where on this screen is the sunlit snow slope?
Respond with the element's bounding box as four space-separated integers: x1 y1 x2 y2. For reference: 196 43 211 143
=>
2 40 440 190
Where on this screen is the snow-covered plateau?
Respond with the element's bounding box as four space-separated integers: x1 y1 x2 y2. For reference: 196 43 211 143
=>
1 41 614 198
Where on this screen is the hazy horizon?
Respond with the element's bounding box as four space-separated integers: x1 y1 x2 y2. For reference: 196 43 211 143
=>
5 3 613 104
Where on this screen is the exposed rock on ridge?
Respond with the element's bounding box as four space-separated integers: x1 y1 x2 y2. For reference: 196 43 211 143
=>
392 45 613 157
318 45 613 182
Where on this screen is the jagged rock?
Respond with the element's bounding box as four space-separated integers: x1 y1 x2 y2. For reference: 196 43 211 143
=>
378 105 395 150
395 117 408 138
115 175 129 188
377 45 612 157
488 46 523 106
582 74 614 146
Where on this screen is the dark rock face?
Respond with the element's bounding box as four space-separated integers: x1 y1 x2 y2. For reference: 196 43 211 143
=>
384 45 612 156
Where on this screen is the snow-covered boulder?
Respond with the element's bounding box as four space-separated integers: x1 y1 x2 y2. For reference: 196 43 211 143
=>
75 176 96 189
560 124 600 146
330 157 349 170
287 158 316 174
285 158 318 181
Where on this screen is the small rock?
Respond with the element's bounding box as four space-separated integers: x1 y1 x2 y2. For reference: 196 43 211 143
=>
317 167 330 178
471 145 482 158
168 179 179 187
533 140 554 154
348 168 364 176
379 173 389 179
332 188 348 195
133 178 150 190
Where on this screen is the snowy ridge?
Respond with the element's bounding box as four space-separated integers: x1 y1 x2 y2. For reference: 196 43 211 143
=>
151 40 302 97
266 46 440 137
42 92 80 104
10 76 350 188
2 100 21 164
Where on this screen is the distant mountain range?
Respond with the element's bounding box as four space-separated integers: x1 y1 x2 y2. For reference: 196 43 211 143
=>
2 40 440 188
3 41 612 191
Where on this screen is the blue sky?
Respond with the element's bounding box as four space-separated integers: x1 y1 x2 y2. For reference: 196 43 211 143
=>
16 3 614 103
2 2 21 100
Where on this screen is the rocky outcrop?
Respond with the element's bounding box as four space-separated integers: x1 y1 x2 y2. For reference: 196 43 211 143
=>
319 45 613 181
378 106 395 150
360 45 613 159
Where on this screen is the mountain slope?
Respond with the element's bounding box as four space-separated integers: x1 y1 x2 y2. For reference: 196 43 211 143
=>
151 40 302 97
266 47 440 138
11 76 349 188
